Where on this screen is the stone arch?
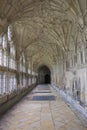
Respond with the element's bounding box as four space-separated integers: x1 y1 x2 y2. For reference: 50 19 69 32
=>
37 65 51 84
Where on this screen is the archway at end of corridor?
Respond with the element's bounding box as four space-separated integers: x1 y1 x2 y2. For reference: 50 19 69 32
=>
37 65 51 84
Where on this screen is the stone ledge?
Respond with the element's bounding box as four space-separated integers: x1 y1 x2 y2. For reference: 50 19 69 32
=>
0 84 36 117
52 84 87 120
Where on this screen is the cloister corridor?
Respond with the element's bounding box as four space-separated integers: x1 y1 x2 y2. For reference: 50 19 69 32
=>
0 84 87 130
1 0 87 130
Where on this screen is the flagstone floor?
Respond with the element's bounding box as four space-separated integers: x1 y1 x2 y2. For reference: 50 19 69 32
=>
0 84 87 130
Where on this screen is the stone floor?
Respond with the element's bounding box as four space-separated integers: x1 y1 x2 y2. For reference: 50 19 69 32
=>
0 84 87 130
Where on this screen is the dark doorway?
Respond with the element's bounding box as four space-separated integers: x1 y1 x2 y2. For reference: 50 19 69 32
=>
45 74 51 84
38 65 51 84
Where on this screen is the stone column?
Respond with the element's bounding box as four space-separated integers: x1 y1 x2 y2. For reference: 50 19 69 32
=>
6 33 10 94
25 61 28 87
15 50 20 91
30 57 33 85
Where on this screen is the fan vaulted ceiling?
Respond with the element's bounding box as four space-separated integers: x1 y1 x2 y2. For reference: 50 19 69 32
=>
0 0 87 70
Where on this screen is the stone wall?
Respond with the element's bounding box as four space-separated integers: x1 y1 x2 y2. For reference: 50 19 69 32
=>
51 46 87 107
0 84 36 117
